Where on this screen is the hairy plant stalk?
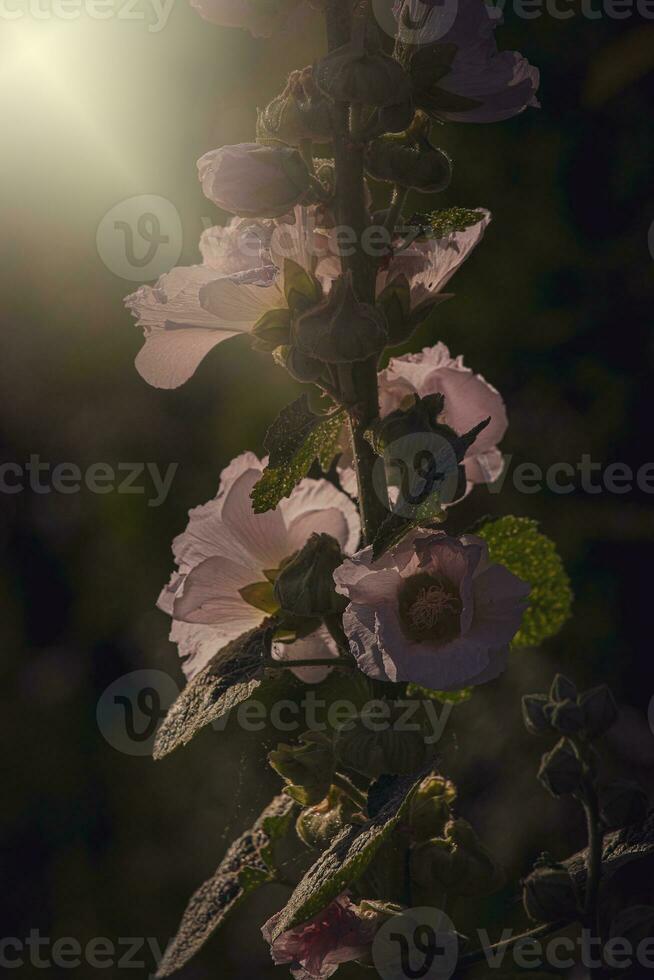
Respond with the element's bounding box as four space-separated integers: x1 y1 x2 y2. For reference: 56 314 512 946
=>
325 0 389 544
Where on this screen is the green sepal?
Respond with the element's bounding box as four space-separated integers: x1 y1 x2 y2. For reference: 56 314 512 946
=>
284 258 322 314
251 307 292 352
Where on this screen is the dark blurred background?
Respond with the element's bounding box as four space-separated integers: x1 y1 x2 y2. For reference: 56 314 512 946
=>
1 3 653 977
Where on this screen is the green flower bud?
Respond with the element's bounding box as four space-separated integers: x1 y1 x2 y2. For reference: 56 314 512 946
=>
408 775 457 842
444 819 504 898
334 704 436 779
366 135 452 193
600 779 648 831
315 18 411 109
522 694 552 735
274 532 346 618
411 837 462 891
550 699 585 736
523 865 579 923
257 67 333 145
538 738 584 798
579 684 618 739
295 787 361 851
268 731 334 806
292 273 388 364
550 673 578 703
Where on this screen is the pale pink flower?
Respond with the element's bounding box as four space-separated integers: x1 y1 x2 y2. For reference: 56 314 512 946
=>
198 143 312 219
338 342 506 499
334 531 529 691
395 0 540 123
124 214 312 390
262 894 380 980
159 452 360 680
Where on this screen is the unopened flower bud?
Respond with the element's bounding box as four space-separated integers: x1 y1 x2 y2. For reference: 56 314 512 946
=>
292 273 388 364
411 837 462 891
274 532 346 618
268 731 334 806
523 865 579 923
538 738 583 798
296 787 361 851
257 67 332 144
366 135 452 193
198 143 312 218
408 775 457 842
550 699 585 736
315 18 411 109
579 684 618 739
522 694 552 735
600 779 648 831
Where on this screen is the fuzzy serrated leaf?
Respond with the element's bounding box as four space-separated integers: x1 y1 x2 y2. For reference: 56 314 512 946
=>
270 767 433 939
153 622 273 760
156 795 295 978
406 207 488 240
252 410 345 514
477 516 573 648
264 395 325 469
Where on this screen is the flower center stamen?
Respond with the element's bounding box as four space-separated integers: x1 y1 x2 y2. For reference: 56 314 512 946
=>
398 572 462 645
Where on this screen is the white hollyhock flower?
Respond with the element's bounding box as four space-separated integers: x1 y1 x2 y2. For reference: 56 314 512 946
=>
125 212 315 390
158 452 360 682
338 342 507 498
334 531 529 692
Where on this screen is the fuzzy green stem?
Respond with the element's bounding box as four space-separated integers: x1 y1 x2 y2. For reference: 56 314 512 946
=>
325 2 389 544
582 782 604 946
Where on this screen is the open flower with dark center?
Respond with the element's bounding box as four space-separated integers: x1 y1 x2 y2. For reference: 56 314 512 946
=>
158 452 360 681
334 531 530 690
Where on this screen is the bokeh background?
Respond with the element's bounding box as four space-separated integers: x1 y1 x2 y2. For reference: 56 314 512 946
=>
1 2 653 976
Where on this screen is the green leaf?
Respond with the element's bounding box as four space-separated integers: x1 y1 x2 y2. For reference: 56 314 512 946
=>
284 258 322 314
252 406 345 514
371 490 444 560
264 394 326 469
153 622 273 760
476 517 573 648
269 767 433 939
406 207 488 240
407 683 472 705
155 795 295 978
251 308 292 353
